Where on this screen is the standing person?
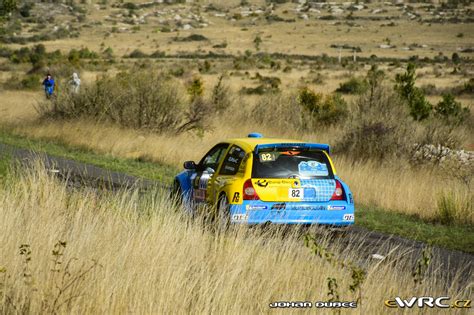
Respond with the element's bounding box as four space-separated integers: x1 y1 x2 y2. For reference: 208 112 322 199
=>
70 72 81 93
42 73 55 99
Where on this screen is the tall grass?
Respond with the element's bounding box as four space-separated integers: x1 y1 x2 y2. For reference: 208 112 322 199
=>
0 165 469 313
10 118 473 226
1 68 472 226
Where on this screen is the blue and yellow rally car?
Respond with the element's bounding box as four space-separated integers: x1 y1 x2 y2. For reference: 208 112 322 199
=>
173 133 354 225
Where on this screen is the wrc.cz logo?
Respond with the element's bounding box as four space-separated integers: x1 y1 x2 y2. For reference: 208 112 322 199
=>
385 297 471 309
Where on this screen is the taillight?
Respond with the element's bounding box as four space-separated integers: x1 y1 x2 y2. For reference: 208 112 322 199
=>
330 180 345 201
243 179 259 200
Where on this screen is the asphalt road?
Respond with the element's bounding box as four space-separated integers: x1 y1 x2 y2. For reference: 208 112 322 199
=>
1 143 472 289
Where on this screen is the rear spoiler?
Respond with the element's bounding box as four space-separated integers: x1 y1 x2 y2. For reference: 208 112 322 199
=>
254 143 330 154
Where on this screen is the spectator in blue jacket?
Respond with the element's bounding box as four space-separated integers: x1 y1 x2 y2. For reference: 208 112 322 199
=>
42 73 55 98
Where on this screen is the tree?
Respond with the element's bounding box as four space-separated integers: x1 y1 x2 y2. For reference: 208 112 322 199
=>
395 63 432 121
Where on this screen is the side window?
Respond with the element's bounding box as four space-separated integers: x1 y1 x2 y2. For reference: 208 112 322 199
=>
219 145 246 175
200 143 229 171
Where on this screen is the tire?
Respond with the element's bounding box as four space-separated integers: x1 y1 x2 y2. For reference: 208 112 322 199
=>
217 194 230 228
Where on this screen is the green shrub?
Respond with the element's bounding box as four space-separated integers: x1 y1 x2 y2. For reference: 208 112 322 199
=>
0 0 17 16
461 78 473 94
122 2 138 10
187 77 204 101
240 85 268 95
434 93 469 126
395 63 432 121
20 74 41 90
127 49 148 58
173 34 208 42
297 88 348 125
336 77 368 94
19 1 33 17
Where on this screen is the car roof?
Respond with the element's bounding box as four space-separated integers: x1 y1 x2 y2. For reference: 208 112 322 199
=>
226 137 306 152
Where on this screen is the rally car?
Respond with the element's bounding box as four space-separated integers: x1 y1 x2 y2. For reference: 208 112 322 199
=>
173 133 354 225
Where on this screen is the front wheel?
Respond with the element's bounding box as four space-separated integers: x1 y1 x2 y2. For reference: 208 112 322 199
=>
171 180 182 201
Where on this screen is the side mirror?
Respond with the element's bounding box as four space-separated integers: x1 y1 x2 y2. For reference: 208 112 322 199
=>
183 161 197 170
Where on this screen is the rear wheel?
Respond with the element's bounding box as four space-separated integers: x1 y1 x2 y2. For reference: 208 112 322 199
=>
217 194 230 228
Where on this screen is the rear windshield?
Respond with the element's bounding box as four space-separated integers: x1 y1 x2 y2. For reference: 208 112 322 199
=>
252 149 334 179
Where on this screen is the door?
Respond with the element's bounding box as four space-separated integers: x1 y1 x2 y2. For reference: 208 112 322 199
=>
190 143 229 204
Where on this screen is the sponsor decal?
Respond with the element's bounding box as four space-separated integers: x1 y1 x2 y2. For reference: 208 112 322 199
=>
256 179 269 188
232 192 240 203
271 203 286 210
327 205 346 210
298 160 329 177
384 297 471 309
246 205 268 210
232 214 248 222
289 205 326 210
227 156 239 163
343 214 354 221
224 165 236 172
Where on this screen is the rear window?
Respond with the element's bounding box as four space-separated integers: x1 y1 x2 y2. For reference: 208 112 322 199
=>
252 149 334 179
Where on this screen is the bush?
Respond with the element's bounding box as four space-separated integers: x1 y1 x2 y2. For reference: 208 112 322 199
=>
335 84 415 161
461 78 474 94
336 77 368 94
19 2 33 17
173 34 208 42
434 93 469 126
127 49 148 58
297 88 348 125
0 0 17 16
38 70 213 134
240 85 268 95
20 74 41 89
187 77 204 101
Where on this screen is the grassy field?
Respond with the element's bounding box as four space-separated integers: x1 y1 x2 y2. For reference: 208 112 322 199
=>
0 1 473 311
4 116 472 224
8 1 473 59
0 163 471 313
1 130 472 253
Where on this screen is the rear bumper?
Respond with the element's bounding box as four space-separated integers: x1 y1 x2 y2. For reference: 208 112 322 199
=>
229 200 355 225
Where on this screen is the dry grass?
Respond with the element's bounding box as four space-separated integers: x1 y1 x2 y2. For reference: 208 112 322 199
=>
7 116 472 225
0 164 469 313
0 90 40 124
